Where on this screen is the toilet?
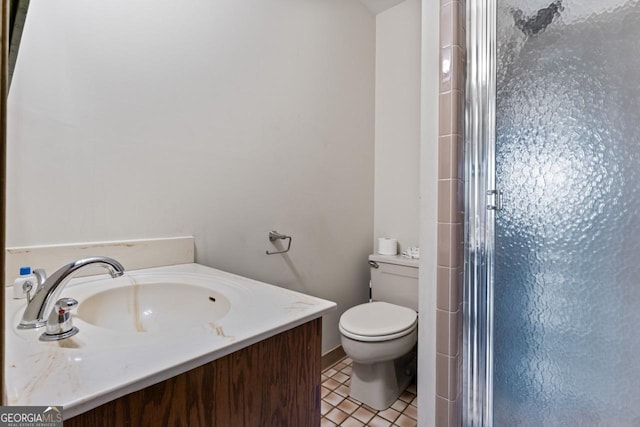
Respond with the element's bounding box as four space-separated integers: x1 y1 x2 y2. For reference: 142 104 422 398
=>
339 254 419 410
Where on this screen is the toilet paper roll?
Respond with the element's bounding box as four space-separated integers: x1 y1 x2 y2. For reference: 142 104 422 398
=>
377 237 398 255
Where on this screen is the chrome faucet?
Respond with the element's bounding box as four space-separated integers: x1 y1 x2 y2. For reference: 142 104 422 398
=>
18 257 125 334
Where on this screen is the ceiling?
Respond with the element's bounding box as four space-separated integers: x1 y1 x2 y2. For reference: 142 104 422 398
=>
358 0 406 15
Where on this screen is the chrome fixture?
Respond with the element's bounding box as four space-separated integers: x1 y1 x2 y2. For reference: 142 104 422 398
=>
486 189 502 211
40 298 79 341
266 231 292 255
18 257 125 339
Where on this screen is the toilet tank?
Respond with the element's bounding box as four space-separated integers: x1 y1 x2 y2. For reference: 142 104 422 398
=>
369 254 419 312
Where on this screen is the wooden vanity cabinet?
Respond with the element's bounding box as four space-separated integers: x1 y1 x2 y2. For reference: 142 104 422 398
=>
66 319 322 427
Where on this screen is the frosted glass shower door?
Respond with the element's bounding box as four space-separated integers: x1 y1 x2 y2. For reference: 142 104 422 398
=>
492 1 640 425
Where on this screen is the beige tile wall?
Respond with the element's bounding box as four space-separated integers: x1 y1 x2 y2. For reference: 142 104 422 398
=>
436 0 465 425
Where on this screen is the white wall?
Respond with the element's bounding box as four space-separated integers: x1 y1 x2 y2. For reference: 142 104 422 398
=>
419 0 440 424
374 0 421 253
7 0 375 353
376 3 439 425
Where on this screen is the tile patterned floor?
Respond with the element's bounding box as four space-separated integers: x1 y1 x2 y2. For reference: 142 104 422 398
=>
321 357 418 427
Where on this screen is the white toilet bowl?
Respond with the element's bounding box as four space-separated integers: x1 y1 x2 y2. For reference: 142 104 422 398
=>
339 301 418 410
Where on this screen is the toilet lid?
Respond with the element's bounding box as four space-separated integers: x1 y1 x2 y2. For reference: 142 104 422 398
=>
339 301 417 339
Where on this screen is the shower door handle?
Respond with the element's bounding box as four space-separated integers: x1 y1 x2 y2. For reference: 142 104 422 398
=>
487 189 502 210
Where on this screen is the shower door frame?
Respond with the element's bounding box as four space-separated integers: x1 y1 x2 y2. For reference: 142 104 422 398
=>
463 0 496 426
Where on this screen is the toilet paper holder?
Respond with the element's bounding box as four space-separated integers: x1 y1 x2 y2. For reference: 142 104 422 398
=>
266 231 292 255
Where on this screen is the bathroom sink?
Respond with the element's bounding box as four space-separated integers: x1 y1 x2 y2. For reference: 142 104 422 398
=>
76 282 231 333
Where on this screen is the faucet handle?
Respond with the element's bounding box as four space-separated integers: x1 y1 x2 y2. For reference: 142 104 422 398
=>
56 297 78 311
40 298 80 341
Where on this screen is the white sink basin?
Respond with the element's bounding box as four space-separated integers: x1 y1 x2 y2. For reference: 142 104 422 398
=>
6 263 337 418
77 282 231 333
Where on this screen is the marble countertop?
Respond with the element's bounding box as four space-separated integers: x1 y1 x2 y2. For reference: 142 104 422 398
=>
5 263 336 419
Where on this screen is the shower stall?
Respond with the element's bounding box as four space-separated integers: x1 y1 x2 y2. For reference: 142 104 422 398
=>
464 1 640 425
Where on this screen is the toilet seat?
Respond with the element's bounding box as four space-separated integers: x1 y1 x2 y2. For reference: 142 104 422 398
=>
339 301 417 342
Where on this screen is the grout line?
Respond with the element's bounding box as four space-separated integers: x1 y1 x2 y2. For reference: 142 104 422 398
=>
320 358 418 427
